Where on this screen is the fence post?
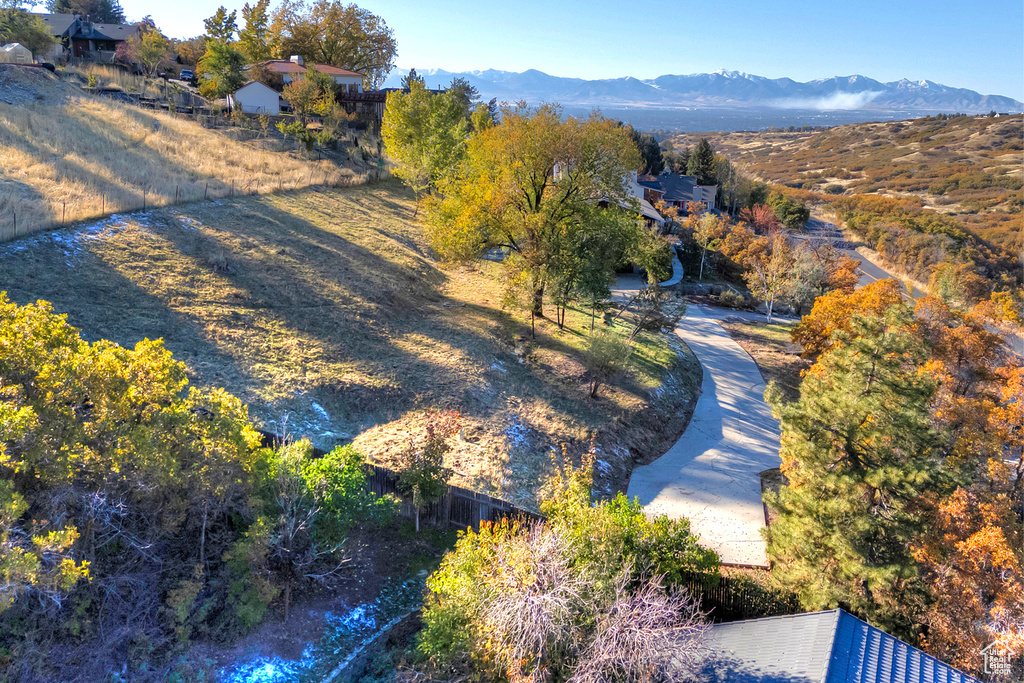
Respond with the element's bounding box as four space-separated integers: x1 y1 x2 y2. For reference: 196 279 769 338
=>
143 190 146 211
101 194 105 214
174 185 178 203
231 180 234 197
12 210 15 237
62 202 66 226
204 181 208 200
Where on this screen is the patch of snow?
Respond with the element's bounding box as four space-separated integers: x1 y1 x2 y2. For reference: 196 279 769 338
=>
595 459 611 474
490 360 507 372
311 401 331 422
325 604 377 631
0 212 151 265
504 419 530 449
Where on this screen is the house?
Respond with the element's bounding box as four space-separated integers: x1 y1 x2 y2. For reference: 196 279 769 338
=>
637 173 718 212
70 20 140 62
0 43 33 65
261 56 365 92
33 13 139 63
228 81 281 115
695 609 980 683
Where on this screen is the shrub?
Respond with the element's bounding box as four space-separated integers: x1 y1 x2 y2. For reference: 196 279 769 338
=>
719 289 747 309
583 331 632 398
823 183 845 195
396 411 459 531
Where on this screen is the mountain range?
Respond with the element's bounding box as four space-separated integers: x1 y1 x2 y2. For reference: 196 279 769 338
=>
381 68 1023 114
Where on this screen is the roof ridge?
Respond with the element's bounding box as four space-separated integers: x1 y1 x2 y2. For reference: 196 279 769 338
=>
819 608 843 683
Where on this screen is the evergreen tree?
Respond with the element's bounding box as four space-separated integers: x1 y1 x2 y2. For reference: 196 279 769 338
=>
400 67 424 90
687 137 716 185
238 0 271 62
46 0 124 23
203 5 237 42
765 307 945 640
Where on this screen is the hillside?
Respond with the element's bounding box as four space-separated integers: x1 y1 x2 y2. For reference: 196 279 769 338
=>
0 181 699 509
0 64 373 242
672 114 1024 268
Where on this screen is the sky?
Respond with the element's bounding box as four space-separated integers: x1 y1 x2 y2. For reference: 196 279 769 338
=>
111 0 1023 100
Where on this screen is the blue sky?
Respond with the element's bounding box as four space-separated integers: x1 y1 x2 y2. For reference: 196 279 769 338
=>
113 0 1023 99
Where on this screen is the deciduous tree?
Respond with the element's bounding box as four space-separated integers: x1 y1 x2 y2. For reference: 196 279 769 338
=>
743 233 794 322
425 103 640 317
238 0 272 62
269 0 397 89
791 278 906 357
203 5 238 42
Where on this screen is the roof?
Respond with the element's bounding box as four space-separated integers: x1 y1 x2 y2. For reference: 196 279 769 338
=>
74 22 140 42
34 13 79 37
233 81 281 96
701 610 980 683
262 60 364 78
638 173 700 203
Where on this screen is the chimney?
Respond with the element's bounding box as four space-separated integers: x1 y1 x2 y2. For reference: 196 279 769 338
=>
290 55 304 67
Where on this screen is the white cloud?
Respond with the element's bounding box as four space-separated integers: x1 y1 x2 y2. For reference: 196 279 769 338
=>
771 91 883 110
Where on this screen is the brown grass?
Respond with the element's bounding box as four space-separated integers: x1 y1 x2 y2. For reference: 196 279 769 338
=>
671 114 1024 256
0 64 371 243
0 180 700 510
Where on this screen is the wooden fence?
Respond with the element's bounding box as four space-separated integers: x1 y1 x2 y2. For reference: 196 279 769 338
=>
679 572 801 622
365 463 545 532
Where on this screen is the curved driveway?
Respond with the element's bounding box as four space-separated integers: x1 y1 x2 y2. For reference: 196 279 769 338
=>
626 304 780 567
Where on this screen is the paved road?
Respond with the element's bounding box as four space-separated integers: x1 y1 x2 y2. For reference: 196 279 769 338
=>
803 217 923 298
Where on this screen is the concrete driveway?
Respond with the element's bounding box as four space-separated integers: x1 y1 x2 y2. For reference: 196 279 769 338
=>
626 305 780 567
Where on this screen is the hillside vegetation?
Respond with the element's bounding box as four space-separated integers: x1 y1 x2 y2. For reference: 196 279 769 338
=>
0 64 369 242
670 114 1023 281
0 181 698 509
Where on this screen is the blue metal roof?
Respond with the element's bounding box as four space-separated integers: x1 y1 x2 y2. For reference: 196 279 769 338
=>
703 609 979 683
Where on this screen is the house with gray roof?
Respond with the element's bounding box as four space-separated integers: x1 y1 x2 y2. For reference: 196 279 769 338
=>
638 173 718 213
698 609 979 683
33 12 139 63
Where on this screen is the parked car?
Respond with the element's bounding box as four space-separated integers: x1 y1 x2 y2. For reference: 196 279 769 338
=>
179 69 195 84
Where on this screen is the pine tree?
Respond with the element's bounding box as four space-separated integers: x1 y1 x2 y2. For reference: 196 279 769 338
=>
687 138 716 185
765 307 944 640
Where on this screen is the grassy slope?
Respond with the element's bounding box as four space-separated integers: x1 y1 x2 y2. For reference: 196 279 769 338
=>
717 319 809 404
0 64 366 243
671 114 1023 256
0 180 699 509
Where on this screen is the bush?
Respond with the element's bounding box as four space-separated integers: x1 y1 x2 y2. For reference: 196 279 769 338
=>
823 183 845 195
583 331 632 398
416 458 716 681
718 289 747 309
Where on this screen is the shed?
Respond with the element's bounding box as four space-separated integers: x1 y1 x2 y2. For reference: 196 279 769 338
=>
0 43 33 65
229 81 281 115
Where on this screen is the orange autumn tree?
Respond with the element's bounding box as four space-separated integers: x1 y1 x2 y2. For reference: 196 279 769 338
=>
913 488 1023 676
791 278 906 357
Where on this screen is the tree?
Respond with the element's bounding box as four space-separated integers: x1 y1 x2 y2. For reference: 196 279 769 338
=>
175 35 207 66
687 138 716 185
583 331 631 398
197 38 246 99
787 242 859 315
381 79 470 207
447 76 478 114
743 233 794 322
117 25 174 77
238 0 272 62
426 103 640 318
282 65 338 120
766 189 810 230
45 0 123 23
626 125 665 175
687 209 720 281
791 278 906 357
739 203 781 233
204 5 238 42
913 488 1023 676
400 67 423 90
269 0 397 89
0 8 57 56
765 308 943 639
396 410 459 531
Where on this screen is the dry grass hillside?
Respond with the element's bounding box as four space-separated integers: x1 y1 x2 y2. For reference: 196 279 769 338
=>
0 181 699 510
0 64 369 242
672 114 1023 256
